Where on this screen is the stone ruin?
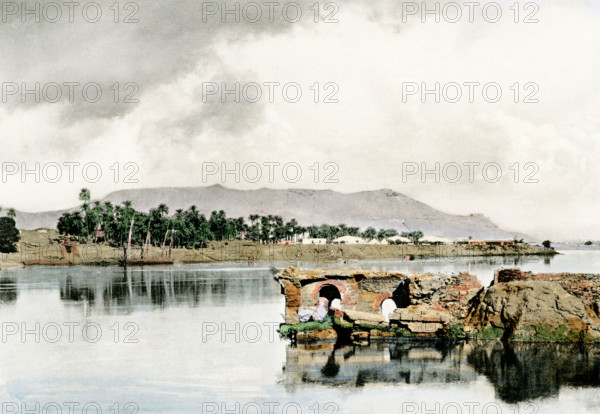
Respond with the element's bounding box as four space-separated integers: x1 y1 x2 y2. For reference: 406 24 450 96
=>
275 266 600 340
275 266 483 336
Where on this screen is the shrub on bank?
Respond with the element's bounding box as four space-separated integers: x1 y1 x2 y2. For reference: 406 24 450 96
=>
279 317 333 338
511 324 597 343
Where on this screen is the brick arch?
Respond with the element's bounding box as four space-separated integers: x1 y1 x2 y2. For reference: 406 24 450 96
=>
311 280 347 304
373 292 392 311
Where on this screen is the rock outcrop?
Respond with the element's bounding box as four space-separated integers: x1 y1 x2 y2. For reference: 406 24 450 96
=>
464 269 600 339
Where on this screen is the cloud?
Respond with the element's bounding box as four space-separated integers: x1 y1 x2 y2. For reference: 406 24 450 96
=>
0 0 598 240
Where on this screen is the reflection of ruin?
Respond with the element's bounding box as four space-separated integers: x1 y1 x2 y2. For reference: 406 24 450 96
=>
282 340 600 402
467 341 600 403
282 341 476 389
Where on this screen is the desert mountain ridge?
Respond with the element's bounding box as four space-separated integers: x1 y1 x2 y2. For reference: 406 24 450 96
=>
10 184 531 240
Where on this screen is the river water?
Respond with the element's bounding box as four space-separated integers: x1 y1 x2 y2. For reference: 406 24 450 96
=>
0 251 598 414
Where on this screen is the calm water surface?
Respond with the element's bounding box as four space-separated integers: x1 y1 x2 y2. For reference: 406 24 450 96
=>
0 251 598 413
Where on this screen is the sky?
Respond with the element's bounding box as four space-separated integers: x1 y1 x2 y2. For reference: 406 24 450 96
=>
0 0 598 241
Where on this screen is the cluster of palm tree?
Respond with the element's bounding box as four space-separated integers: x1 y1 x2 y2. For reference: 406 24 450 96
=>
0 206 16 219
305 224 398 241
56 189 405 248
57 190 235 248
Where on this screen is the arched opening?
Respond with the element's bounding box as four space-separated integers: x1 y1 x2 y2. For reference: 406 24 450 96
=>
318 284 342 304
380 298 397 322
392 279 411 308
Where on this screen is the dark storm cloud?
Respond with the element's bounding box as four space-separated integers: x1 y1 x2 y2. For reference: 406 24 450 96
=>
0 0 310 124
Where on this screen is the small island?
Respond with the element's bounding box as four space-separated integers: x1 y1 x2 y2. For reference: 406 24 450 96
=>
275 266 600 343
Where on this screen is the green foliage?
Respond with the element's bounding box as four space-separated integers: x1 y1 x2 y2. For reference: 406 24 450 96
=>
376 228 398 241
401 230 424 244
513 324 594 343
278 317 333 338
584 241 593 246
392 328 415 337
474 325 505 339
362 227 377 240
0 217 20 253
78 188 91 202
349 322 415 337
542 240 552 249
57 190 413 249
439 324 468 339
333 317 354 329
305 224 386 241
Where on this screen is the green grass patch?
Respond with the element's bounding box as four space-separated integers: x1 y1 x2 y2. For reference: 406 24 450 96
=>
279 316 333 338
331 318 415 337
333 317 354 330
356 323 415 337
438 324 468 339
511 324 594 343
474 325 505 339
391 327 416 337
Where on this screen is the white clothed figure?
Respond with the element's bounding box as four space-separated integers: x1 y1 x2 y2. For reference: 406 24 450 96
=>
314 297 329 321
298 306 312 322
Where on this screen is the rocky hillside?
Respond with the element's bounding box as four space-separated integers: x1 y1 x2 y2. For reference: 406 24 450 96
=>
12 185 528 240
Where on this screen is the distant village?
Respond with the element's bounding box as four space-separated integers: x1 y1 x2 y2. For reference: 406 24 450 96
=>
294 234 519 246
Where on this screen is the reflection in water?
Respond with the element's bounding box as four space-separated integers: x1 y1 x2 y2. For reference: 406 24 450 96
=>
467 341 600 403
283 340 600 402
2 257 600 410
61 275 96 303
283 340 476 388
52 267 278 314
0 277 17 303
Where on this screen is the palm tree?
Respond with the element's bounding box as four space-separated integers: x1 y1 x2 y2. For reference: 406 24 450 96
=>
260 216 272 243
7 208 16 219
284 218 298 241
272 216 285 241
362 227 377 241
307 225 319 238
102 202 115 242
248 214 260 242
348 227 360 237
79 188 91 203
401 230 424 244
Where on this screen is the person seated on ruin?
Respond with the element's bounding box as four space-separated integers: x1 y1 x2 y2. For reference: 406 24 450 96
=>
314 297 329 321
297 306 312 322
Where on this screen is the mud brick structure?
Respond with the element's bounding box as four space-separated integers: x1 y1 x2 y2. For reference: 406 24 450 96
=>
275 266 483 334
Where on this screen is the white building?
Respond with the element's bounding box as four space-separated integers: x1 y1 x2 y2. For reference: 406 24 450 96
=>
386 236 412 244
332 235 366 244
420 236 455 244
301 238 327 245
